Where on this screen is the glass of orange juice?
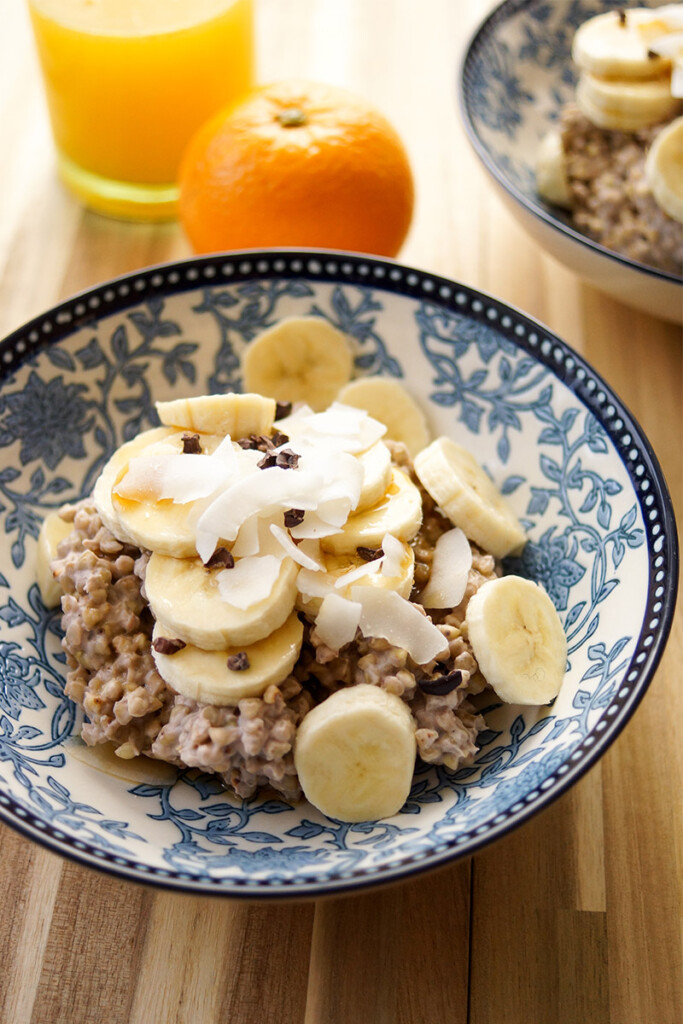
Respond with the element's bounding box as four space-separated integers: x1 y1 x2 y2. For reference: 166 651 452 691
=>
27 0 254 220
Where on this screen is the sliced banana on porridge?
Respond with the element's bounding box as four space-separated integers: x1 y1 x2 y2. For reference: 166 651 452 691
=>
294 684 417 822
414 437 526 559
576 71 680 131
319 467 423 555
93 425 176 541
336 377 431 456
242 316 354 411
111 430 231 557
536 130 572 209
296 537 415 616
466 576 567 706
144 549 300 649
36 511 74 608
156 392 276 437
354 440 393 511
645 115 683 222
572 7 678 79
151 612 303 705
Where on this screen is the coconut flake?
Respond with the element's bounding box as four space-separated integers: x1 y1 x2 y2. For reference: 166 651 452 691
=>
289 513 343 540
296 448 363 512
113 452 167 500
156 453 232 503
334 559 381 588
380 532 405 578
316 496 355 528
216 554 284 610
273 403 314 433
315 593 362 651
196 466 324 545
297 567 336 602
419 527 473 609
229 516 262 559
281 403 386 454
269 523 322 570
350 587 449 665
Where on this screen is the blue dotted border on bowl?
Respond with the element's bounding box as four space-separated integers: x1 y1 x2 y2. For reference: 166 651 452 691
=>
0 250 678 897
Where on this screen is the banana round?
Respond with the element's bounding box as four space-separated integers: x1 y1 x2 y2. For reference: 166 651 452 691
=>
156 392 276 438
242 316 354 411
645 116 683 222
36 511 73 608
93 426 176 542
294 684 417 822
536 130 572 208
151 612 303 704
337 378 431 456
576 71 681 131
414 437 526 559
354 441 393 512
145 551 299 649
111 431 225 557
572 8 673 79
466 575 567 705
319 467 422 555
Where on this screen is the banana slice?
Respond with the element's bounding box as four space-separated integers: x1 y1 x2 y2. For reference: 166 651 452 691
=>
536 130 572 208
319 467 422 555
111 432 226 557
36 511 73 608
151 612 303 705
294 684 417 822
355 441 393 512
572 8 674 79
242 317 354 412
648 31 683 97
336 378 431 456
466 576 567 705
645 116 683 222
414 437 525 560
576 71 680 131
93 426 176 541
156 392 275 438
296 541 415 616
144 551 299 649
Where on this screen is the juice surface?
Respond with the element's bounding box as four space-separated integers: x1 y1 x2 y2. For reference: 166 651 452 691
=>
28 0 254 184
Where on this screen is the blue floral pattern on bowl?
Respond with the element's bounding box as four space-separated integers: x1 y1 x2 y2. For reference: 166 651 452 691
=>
0 251 677 897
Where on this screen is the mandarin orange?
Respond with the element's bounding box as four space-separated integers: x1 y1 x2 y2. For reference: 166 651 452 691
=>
178 80 414 256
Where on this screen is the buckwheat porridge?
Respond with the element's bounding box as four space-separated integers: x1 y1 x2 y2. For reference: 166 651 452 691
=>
39 318 567 822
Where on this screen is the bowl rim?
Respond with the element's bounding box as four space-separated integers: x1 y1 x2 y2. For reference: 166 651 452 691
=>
458 0 683 287
0 247 678 899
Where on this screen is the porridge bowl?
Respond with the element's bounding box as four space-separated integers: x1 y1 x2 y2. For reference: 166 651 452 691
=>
0 250 677 897
460 0 682 322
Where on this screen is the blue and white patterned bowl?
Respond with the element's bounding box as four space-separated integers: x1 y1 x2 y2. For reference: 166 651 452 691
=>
460 0 682 322
0 250 677 897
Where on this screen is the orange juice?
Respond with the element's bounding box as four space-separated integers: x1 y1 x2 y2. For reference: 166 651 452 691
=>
27 0 254 219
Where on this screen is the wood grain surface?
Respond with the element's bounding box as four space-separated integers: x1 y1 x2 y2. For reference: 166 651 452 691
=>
0 2 681 1022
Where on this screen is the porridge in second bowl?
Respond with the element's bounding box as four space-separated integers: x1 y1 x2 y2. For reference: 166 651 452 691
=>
536 5 683 274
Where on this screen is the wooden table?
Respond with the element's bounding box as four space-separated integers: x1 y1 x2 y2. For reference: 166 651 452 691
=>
1 2 681 1022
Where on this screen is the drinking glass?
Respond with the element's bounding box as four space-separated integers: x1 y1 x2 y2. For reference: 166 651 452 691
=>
27 0 254 220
